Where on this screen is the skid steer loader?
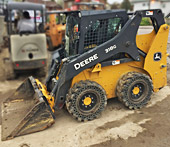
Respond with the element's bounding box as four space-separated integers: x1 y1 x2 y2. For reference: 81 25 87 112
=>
1 9 170 141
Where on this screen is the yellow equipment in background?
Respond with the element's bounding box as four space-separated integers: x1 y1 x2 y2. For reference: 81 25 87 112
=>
45 12 66 51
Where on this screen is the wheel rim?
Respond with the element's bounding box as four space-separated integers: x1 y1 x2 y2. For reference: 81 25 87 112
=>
83 97 92 106
132 86 140 95
77 90 100 115
129 80 148 103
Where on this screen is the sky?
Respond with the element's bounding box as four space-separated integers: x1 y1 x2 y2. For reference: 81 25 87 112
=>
107 0 123 4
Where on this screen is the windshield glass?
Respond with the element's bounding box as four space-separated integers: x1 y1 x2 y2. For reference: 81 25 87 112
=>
65 14 79 56
7 9 44 35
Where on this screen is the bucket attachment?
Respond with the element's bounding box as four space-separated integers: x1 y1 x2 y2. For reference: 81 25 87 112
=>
1 76 55 141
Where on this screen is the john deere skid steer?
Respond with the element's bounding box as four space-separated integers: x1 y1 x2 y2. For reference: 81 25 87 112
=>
1 9 169 140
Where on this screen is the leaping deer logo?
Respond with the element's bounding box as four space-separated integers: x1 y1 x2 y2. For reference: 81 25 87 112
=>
154 52 162 61
155 53 161 60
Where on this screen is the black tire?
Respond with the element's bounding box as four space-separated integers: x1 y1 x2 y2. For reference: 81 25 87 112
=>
66 80 107 122
47 37 54 52
4 59 16 80
36 66 47 77
116 72 153 109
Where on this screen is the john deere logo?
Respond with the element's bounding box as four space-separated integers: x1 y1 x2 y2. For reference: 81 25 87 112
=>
154 52 162 61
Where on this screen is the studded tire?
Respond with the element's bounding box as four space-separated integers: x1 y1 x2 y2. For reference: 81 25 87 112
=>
66 80 107 122
116 72 153 109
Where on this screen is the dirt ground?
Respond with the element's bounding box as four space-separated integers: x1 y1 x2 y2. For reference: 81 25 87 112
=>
0 45 170 147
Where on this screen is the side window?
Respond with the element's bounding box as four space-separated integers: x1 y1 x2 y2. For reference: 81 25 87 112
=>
84 20 100 49
107 18 122 38
84 17 123 50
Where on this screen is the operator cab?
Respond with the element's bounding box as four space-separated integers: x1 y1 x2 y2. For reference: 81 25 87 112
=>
5 2 46 35
65 10 129 57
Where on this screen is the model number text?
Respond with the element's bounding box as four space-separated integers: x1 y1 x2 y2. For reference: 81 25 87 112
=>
105 45 117 53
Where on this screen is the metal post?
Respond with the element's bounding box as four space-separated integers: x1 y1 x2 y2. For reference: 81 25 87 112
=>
34 10 37 33
148 0 151 9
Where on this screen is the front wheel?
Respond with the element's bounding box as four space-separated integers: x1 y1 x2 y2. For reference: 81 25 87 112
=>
66 80 107 121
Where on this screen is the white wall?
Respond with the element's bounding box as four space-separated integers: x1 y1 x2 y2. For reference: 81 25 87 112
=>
133 2 149 11
133 2 170 16
0 16 4 45
162 2 170 16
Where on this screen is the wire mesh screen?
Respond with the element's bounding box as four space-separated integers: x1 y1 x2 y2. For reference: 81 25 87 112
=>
84 17 123 50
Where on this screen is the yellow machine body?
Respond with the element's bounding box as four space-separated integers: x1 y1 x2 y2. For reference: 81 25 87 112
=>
71 24 170 98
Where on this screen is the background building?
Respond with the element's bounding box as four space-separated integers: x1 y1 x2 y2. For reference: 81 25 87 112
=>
64 0 107 10
26 0 62 10
130 0 170 16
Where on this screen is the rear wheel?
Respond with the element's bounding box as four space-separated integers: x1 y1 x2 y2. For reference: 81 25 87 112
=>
116 72 153 109
4 59 16 80
66 80 107 121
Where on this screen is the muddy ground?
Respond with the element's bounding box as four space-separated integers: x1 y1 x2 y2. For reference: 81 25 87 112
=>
0 45 170 147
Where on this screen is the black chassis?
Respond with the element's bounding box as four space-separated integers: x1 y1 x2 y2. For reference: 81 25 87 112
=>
46 9 165 110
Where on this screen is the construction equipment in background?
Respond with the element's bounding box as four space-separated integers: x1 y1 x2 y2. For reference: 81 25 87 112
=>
45 11 66 51
1 9 170 141
3 2 48 80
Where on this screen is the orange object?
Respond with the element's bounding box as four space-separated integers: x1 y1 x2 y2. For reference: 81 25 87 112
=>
45 14 66 51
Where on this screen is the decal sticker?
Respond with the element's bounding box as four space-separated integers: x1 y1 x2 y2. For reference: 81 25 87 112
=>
74 54 98 70
112 60 120 65
154 52 162 61
22 48 39 52
146 11 153 16
105 45 117 53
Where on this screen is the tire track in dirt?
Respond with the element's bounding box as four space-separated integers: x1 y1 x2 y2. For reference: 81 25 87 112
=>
91 94 170 147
